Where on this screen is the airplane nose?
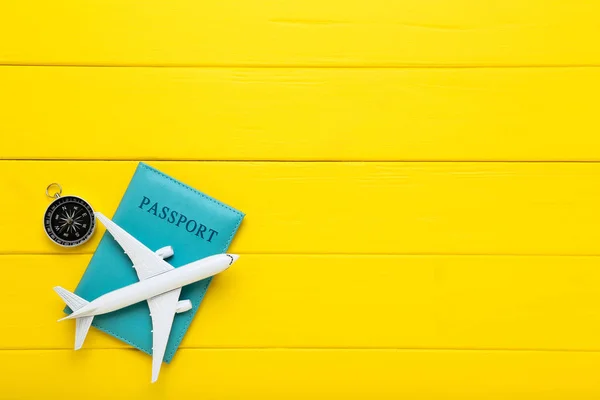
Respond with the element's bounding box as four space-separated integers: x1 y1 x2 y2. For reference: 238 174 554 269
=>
226 254 239 265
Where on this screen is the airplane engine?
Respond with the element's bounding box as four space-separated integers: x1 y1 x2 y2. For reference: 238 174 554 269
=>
155 246 174 259
176 300 192 313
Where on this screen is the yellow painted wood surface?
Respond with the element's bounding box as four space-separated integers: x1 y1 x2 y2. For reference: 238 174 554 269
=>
2 0 600 397
5 254 600 351
3 349 600 399
1 0 599 67
2 67 600 161
4 161 600 255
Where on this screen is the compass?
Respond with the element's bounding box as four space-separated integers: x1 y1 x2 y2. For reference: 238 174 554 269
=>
43 183 96 247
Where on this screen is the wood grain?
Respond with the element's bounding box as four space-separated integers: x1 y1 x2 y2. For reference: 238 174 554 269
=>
4 1 600 395
2 349 600 398
8 254 600 351
1 0 599 66
1 66 600 161
4 161 600 255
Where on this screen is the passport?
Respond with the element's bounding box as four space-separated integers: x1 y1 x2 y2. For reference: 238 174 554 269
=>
68 162 244 362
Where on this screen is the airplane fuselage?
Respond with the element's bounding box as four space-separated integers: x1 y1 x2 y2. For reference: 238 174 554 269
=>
68 254 235 319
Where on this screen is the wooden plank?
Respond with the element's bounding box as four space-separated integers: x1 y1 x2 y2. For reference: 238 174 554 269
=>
1 349 600 398
4 161 600 255
0 1 599 66
2 66 600 161
7 254 600 351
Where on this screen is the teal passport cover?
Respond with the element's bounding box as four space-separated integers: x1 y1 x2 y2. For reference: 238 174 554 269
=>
68 162 244 362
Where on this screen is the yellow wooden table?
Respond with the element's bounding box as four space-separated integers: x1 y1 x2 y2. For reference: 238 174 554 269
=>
1 1 600 398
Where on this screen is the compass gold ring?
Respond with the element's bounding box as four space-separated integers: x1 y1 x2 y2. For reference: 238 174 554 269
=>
46 183 63 199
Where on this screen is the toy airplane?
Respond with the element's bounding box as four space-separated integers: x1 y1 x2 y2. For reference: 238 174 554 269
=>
53 212 239 383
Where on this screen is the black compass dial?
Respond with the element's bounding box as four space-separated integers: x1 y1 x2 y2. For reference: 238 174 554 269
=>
44 196 95 247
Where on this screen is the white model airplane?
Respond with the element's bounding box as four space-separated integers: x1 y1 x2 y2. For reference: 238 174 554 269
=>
54 212 239 383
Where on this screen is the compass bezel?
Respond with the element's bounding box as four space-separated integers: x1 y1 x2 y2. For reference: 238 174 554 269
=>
43 195 96 247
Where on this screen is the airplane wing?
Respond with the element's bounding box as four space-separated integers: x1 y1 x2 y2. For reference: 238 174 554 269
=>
96 213 182 382
95 212 174 280
148 288 181 383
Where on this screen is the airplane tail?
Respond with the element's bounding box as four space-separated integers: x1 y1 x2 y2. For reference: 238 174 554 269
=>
53 286 94 350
